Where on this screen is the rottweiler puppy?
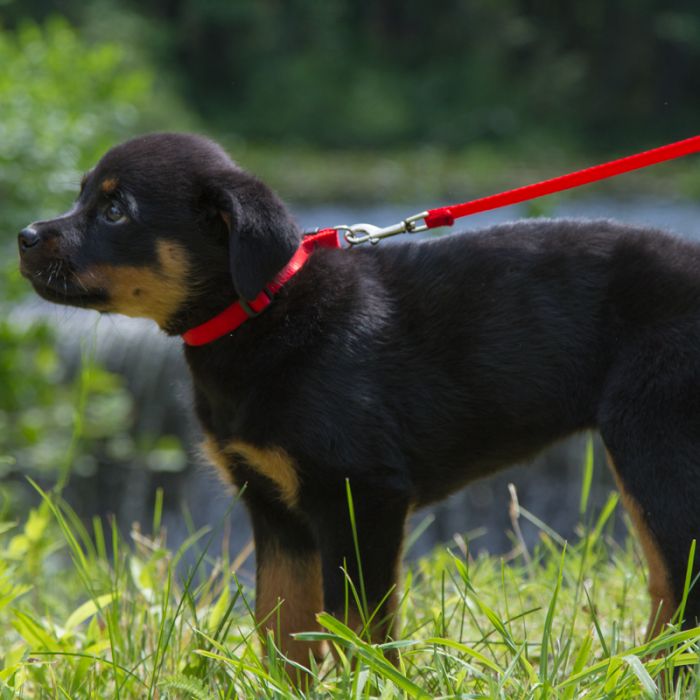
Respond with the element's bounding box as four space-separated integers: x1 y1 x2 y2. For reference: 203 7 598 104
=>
18 133 700 669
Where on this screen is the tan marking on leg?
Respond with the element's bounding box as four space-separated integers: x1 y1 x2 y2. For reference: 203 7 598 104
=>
227 440 299 507
75 240 189 328
100 177 119 194
607 452 675 638
199 433 234 484
257 548 324 671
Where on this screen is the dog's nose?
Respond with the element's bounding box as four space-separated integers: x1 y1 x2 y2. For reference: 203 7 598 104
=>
18 227 40 251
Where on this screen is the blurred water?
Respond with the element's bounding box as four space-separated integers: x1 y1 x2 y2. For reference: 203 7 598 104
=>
12 195 700 566
295 195 700 241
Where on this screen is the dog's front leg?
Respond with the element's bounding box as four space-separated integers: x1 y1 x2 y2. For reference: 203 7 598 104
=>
313 487 410 659
246 495 324 673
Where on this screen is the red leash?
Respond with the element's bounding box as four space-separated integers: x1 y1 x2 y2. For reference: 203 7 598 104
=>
424 133 700 229
343 134 700 244
183 135 700 345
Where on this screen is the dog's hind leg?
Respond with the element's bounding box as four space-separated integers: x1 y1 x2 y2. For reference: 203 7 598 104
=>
604 442 700 638
605 451 679 638
600 327 700 638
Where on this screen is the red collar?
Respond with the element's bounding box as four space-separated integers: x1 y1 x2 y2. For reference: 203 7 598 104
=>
182 228 340 346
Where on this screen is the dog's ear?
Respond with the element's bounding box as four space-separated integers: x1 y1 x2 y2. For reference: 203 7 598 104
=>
204 173 301 300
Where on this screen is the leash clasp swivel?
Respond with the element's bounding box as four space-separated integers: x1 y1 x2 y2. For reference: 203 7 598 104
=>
338 211 429 246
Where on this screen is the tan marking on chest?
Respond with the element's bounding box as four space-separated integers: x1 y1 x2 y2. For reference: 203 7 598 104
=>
227 440 300 507
199 433 233 484
76 240 189 328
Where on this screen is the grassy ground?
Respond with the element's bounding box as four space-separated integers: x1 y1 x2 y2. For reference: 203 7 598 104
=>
2 452 700 699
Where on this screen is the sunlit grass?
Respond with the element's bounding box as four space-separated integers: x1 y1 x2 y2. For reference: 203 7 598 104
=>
1 459 700 698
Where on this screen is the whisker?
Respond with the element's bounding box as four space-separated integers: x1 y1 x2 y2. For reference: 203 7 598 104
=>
72 267 90 293
47 262 58 287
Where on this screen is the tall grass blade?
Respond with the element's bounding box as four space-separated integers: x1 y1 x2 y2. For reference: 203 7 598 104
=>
579 437 594 517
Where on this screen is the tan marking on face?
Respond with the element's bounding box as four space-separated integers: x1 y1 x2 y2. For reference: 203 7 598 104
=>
607 452 675 639
257 547 324 670
227 440 300 507
100 177 119 194
76 240 189 328
199 433 233 484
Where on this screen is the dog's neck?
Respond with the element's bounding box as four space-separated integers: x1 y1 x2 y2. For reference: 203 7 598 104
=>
161 273 239 337
179 271 324 407
172 228 341 345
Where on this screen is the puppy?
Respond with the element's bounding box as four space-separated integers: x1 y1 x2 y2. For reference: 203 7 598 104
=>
18 132 700 669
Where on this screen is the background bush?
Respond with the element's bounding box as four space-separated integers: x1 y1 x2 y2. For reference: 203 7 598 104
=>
5 0 699 150
0 17 157 290
0 17 178 518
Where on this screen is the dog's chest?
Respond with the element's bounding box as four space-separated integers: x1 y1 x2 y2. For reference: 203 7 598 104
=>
200 433 300 508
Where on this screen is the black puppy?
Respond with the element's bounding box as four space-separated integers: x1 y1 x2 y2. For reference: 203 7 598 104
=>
18 133 700 668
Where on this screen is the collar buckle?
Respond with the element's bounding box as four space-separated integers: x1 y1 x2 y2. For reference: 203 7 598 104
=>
239 288 273 318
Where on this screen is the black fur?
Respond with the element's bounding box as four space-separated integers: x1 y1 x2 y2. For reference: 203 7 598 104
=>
19 132 700 669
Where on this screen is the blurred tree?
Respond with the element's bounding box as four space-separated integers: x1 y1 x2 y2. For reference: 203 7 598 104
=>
4 1 698 150
80 0 700 149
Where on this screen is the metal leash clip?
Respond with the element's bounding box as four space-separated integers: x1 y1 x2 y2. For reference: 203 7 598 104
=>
337 211 430 246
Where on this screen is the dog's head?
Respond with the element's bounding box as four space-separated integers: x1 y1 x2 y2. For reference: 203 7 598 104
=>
18 133 301 333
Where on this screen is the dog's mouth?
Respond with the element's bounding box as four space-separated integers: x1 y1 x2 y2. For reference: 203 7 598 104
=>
20 261 108 309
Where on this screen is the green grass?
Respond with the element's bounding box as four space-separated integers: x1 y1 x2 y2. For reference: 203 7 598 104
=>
1 467 700 699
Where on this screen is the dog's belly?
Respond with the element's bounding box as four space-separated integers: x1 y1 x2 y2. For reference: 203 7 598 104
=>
387 349 603 507
408 415 588 506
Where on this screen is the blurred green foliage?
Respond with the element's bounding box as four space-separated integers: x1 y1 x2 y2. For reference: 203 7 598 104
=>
0 328 134 484
154 0 700 150
0 17 152 241
6 0 696 150
1 1 697 201
0 17 184 514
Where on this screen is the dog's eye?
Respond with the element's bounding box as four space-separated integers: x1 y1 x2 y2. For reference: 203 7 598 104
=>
104 202 127 224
